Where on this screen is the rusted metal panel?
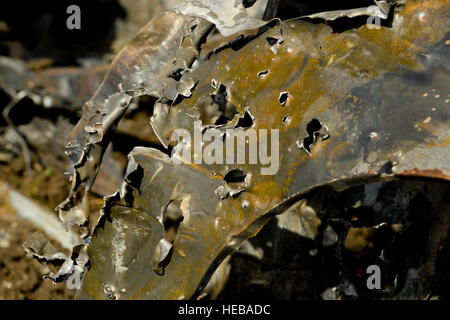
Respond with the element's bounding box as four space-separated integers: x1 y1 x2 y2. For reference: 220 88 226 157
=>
62 0 450 299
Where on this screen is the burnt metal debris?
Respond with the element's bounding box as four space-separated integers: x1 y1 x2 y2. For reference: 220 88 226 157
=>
0 0 448 299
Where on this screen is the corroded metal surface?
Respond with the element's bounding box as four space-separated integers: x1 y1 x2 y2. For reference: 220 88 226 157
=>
57 11 212 232
58 0 450 299
8 0 445 299
174 0 269 36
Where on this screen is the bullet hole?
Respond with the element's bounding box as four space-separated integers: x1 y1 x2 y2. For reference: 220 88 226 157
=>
243 0 258 8
278 92 290 106
215 113 233 126
297 118 329 155
266 31 284 54
211 83 228 107
198 82 237 126
162 200 184 244
211 83 238 125
169 67 183 81
224 169 246 184
224 169 248 198
215 169 249 200
282 115 291 124
307 118 323 136
154 200 184 275
211 78 218 89
257 70 269 78
235 110 254 129
266 37 279 46
104 284 117 300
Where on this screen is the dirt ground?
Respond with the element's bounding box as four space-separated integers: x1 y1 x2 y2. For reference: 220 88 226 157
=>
0 159 74 300
0 212 74 299
0 157 70 212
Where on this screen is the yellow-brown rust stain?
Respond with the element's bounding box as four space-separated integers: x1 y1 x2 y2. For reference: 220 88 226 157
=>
426 136 450 148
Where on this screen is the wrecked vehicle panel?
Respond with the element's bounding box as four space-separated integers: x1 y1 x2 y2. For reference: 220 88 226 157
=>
57 11 213 232
57 0 450 299
0 0 444 300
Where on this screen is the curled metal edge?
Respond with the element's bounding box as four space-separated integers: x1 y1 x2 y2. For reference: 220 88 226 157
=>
174 0 269 37
298 0 396 21
57 12 213 231
22 231 68 264
46 12 213 284
75 0 449 299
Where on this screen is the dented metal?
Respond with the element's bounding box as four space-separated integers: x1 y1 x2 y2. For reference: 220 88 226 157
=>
57 12 213 232
19 0 449 299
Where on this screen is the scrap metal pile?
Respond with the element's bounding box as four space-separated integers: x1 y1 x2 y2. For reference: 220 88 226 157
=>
0 0 449 299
